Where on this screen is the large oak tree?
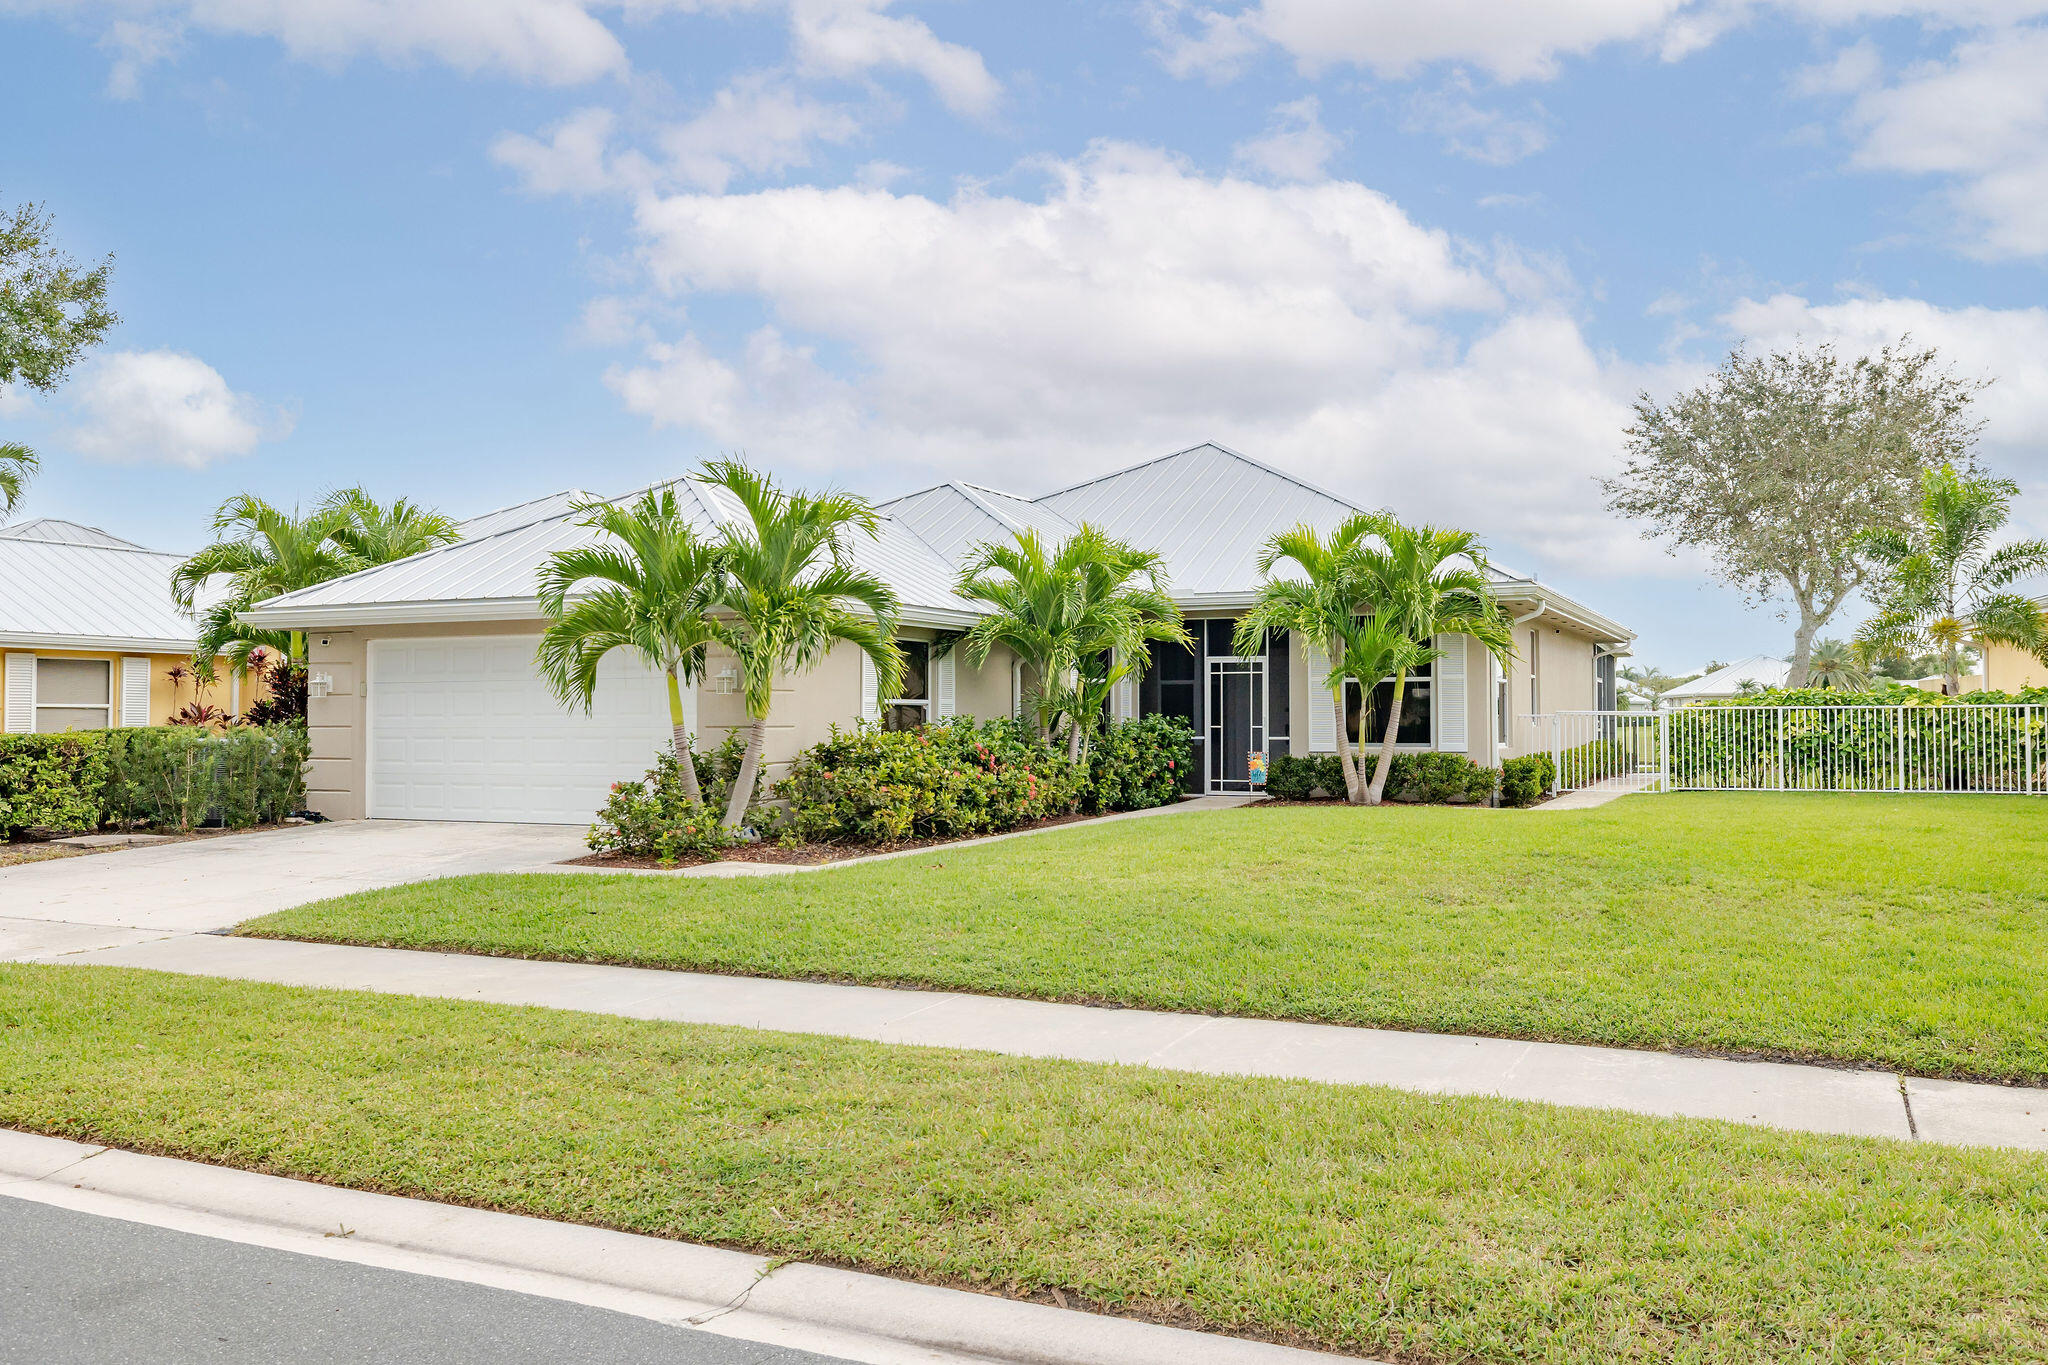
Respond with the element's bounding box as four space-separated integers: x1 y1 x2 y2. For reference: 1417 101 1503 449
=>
1604 339 1983 686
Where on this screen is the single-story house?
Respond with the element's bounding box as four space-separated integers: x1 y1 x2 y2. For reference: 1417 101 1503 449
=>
1658 655 1789 708
0 518 252 733
239 444 1636 824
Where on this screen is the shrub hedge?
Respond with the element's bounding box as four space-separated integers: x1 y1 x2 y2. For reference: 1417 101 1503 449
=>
1083 714 1193 814
1668 687 2048 791
0 725 308 840
0 733 112 839
1499 752 1555 807
775 718 1088 845
1264 750 1499 805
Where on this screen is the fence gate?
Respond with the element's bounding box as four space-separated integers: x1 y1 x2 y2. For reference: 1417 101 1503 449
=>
1525 705 2047 796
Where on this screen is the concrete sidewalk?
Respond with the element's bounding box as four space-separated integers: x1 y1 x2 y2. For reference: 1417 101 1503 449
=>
18 932 2046 1151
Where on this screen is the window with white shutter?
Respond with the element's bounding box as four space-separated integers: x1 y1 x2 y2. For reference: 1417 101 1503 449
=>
121 656 152 727
1434 634 1466 753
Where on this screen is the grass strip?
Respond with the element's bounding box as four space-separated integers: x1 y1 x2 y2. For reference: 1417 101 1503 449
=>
246 795 2048 1085
2 962 2044 1363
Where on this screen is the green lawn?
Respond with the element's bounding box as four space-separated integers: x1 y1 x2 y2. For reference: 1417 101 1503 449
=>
3 963 2043 1363
245 795 2048 1085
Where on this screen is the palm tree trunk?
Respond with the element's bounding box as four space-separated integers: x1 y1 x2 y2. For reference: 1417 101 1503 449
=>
666 666 703 805
1331 687 1363 803
722 715 768 830
1365 671 1407 806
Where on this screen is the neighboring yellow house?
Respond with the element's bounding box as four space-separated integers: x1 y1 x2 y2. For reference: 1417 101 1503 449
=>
0 518 251 733
1948 594 2048 694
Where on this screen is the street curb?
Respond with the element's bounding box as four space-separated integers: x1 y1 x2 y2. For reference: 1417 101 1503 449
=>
0 1128 1363 1365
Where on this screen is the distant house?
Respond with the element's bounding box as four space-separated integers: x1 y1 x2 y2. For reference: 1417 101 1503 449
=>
1967 593 2048 693
1659 655 1790 708
0 519 246 733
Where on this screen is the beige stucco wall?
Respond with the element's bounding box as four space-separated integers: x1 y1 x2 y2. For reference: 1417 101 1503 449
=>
1979 640 2048 692
303 622 1020 822
1 647 256 731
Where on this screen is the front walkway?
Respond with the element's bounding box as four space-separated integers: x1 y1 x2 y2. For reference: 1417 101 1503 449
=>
19 932 2043 1152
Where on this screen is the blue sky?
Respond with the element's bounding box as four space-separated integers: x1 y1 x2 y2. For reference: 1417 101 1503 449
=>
5 0 2048 672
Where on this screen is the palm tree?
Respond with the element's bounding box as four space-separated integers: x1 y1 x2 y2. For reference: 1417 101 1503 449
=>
171 494 365 677
1618 664 1689 710
1351 514 1515 806
699 459 904 830
0 442 34 519
1855 464 2048 695
324 487 462 563
1232 519 1379 802
956 526 1188 758
1804 638 1871 691
536 490 723 805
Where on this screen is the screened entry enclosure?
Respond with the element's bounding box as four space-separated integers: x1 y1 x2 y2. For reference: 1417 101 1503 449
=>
1141 620 1290 794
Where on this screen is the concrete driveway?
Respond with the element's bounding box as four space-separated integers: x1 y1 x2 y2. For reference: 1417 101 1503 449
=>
0 821 586 959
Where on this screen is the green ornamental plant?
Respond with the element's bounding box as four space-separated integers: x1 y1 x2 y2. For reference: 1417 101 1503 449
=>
537 489 724 806
698 460 905 830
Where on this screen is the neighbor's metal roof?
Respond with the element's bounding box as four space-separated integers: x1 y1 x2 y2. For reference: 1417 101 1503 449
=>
0 517 151 550
0 536 201 650
1664 654 1791 700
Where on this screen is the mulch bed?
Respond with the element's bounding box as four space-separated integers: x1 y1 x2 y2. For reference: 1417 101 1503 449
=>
561 809 1116 872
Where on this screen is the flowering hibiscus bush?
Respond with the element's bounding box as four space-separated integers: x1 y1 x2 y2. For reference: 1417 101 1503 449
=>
588 745 743 864
775 718 1087 845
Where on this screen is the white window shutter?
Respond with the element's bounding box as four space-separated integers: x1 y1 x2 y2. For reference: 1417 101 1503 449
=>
1433 633 1466 753
1304 637 1336 753
933 652 955 719
859 653 879 723
4 654 34 733
121 657 152 727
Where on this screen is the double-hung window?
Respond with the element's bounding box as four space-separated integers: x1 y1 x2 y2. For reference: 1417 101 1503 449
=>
882 640 931 732
1344 660 1431 747
35 657 113 733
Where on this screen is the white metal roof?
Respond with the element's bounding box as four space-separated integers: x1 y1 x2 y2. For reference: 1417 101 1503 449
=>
240 443 1635 644
0 536 202 652
0 517 150 550
1034 444 1359 598
457 490 595 541
878 482 1078 565
1664 654 1790 701
245 475 983 628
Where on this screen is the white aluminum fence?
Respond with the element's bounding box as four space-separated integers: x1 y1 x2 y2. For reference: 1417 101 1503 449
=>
1525 705 2047 795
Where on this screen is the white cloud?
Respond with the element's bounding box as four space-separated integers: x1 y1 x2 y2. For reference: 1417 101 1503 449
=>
1722 291 2048 455
1232 96 1342 181
7 0 629 86
1150 0 2048 83
787 0 999 116
1405 83 1551 164
493 76 861 197
1817 26 2048 258
659 72 862 191
492 106 630 196
62 349 290 468
605 143 1690 575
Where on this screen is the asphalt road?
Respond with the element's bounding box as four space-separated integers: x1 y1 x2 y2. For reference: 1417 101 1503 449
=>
0 1197 855 1364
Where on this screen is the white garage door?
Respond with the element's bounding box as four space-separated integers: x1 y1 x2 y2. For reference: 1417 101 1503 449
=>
367 636 674 824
